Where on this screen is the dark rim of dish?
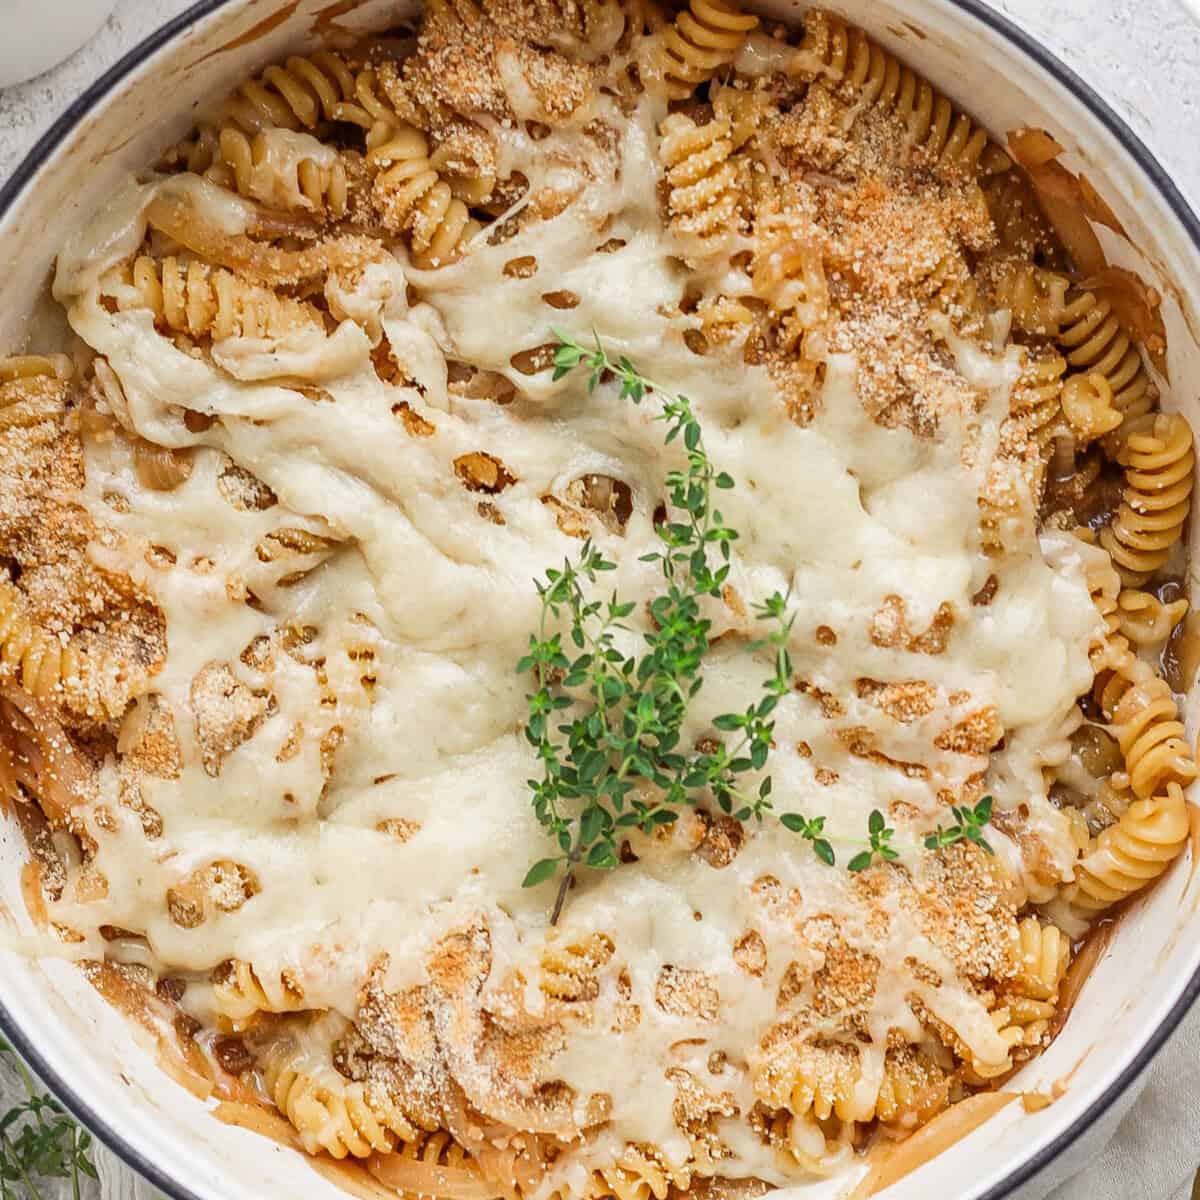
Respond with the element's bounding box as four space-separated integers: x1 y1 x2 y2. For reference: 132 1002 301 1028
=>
0 1 1197 1198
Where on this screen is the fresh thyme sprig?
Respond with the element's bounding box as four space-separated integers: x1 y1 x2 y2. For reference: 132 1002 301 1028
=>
924 795 995 856
521 332 797 920
848 809 900 873
841 798 996 871
779 813 835 866
523 331 995 919
0 1038 96 1200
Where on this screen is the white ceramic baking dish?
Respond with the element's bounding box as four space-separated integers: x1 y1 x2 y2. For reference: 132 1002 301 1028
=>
1 2 1198 1198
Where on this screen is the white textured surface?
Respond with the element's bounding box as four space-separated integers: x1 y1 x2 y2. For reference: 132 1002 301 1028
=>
0 2 1199 1199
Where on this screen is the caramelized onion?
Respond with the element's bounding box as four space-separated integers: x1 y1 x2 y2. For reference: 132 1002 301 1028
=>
146 193 379 289
367 1154 494 1200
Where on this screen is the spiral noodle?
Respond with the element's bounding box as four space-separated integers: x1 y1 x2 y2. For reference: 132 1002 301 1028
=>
533 0 631 58
1057 289 1157 443
1013 917 1071 1000
262 1023 423 1158
658 113 739 250
991 261 1068 336
217 50 358 134
978 349 1065 555
1099 412 1194 586
1066 565 1196 915
117 256 323 341
367 125 480 268
595 1145 691 1200
801 12 1009 173
132 440 194 492
750 232 829 353
1012 349 1067 454
347 66 497 208
1068 781 1191 915
993 918 1071 1047
872 1048 952 1126
162 123 222 175
1115 588 1188 647
540 932 616 1004
760 1036 951 1127
1060 372 1122 442
0 515 144 725
337 66 401 143
212 959 306 1027
923 253 980 325
711 81 766 151
380 1131 485 1184
205 127 349 218
1107 673 1197 802
647 0 758 100
695 295 755 351
0 582 93 713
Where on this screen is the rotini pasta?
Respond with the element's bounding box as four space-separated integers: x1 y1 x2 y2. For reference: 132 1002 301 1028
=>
800 11 1009 172
0 581 80 708
993 918 1071 1048
217 51 359 135
1100 413 1194 586
539 932 616 1005
1060 372 1123 442
750 232 829 353
0 580 142 722
131 440 194 492
1067 781 1191 916
208 127 350 218
646 0 758 100
990 261 1068 336
262 1020 423 1159
923 252 981 325
659 113 740 251
367 126 480 267
1057 288 1158 442
757 1033 953 1132
978 349 1066 554
211 959 306 1028
1065 571 1196 914
1115 588 1188 647
113 256 324 341
694 294 756 353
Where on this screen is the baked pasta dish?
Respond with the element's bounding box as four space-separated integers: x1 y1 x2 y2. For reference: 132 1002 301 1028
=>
1 2 1194 1195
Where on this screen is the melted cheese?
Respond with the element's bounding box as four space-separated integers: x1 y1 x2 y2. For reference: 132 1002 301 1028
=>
39 82 1103 1189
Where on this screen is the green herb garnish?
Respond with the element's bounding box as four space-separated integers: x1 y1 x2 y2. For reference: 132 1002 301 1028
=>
521 331 801 921
779 813 836 866
847 809 900 872
522 330 995 919
0 1037 96 1200
924 795 995 855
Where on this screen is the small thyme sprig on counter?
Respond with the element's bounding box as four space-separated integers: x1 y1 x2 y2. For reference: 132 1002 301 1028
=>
522 331 996 920
0 1037 96 1200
